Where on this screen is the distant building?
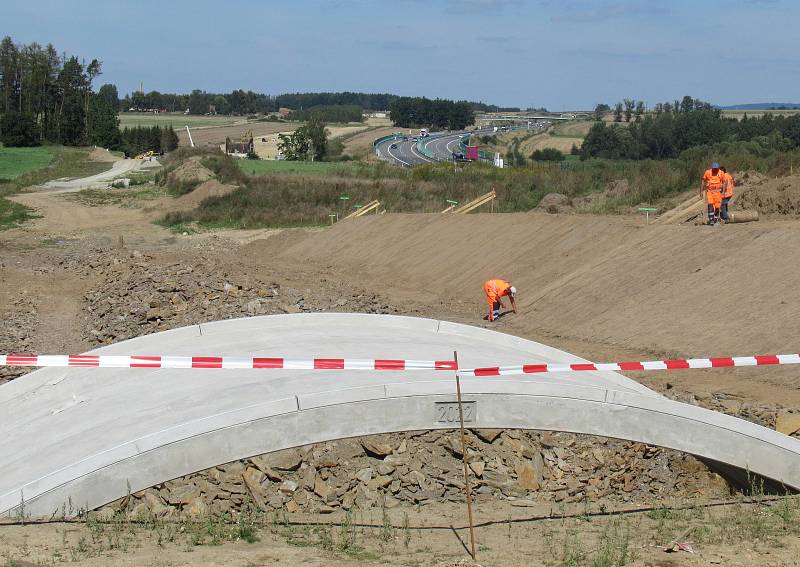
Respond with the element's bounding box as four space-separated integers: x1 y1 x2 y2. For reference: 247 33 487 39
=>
365 111 389 119
278 107 292 118
225 134 254 157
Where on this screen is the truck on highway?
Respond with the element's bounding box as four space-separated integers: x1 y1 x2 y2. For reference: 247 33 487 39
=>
420 128 429 137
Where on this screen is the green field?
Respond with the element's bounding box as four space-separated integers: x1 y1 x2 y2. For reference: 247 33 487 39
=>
118 113 243 129
0 146 55 180
237 160 362 176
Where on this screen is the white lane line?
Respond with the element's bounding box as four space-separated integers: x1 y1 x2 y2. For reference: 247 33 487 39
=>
412 141 436 163
386 143 412 167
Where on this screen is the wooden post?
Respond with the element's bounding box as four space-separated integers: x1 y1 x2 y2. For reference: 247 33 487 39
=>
453 350 477 560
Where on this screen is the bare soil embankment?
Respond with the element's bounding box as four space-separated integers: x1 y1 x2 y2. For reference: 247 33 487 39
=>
248 213 800 400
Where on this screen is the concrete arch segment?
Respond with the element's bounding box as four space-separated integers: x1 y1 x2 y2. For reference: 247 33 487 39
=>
1 314 799 517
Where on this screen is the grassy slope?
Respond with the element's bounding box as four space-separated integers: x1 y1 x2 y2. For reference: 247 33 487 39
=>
0 146 115 230
0 146 56 180
237 160 363 176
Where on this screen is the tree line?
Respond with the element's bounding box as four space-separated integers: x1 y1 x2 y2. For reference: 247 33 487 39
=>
288 104 364 123
389 97 475 130
121 89 509 119
121 91 397 115
0 35 119 148
121 125 179 156
122 89 279 115
0 35 182 157
583 96 800 160
275 92 396 112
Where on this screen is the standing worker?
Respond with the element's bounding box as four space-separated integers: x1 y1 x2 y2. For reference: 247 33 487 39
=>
483 279 517 321
701 162 725 225
720 166 734 223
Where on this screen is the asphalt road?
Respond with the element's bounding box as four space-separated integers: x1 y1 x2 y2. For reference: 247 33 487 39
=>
374 125 533 167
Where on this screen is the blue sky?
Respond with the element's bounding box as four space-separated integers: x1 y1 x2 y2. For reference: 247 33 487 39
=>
5 0 798 109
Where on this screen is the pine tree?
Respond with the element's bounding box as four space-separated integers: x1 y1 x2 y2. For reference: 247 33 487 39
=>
88 94 122 149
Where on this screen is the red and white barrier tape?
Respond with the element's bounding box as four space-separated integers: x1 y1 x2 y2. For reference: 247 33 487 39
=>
1 353 799 374
0 354 457 371
460 354 800 376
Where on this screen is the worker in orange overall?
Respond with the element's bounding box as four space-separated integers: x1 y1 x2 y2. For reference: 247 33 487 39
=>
719 166 734 223
701 162 724 225
484 279 517 321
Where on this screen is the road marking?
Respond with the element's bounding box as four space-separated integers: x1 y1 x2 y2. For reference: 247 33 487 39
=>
411 141 436 163
386 143 412 167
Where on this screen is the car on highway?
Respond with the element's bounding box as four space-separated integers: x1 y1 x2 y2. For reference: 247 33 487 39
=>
390 143 398 149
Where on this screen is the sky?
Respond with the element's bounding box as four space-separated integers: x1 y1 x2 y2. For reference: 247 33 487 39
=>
4 0 798 109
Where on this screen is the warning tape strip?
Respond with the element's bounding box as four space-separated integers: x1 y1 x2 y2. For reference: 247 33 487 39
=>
0 354 457 371
460 354 800 377
1 353 799 374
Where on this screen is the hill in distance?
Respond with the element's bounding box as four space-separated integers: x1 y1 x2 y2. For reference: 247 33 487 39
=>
720 103 800 110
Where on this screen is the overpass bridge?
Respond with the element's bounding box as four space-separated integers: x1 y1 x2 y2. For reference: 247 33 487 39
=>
2 314 798 517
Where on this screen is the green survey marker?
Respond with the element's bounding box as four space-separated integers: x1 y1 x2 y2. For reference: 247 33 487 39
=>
446 199 459 205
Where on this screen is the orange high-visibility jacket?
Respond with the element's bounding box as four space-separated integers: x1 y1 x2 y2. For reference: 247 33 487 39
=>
484 279 512 305
722 172 734 198
703 169 724 192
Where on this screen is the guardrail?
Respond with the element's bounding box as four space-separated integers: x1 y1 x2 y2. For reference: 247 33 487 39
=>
415 136 436 160
372 133 405 161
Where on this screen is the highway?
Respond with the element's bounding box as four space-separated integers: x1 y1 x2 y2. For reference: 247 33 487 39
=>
374 124 541 167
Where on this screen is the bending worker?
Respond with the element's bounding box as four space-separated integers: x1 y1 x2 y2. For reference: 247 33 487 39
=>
484 278 517 321
701 162 724 225
720 166 734 223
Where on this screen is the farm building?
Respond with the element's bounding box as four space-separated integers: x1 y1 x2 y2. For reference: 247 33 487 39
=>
225 134 254 157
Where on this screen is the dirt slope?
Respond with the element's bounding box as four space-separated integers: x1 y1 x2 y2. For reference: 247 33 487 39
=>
247 213 800 395
737 172 800 216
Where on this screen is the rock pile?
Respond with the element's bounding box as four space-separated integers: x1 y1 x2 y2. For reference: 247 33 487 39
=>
70 249 400 346
0 297 39 384
105 429 731 520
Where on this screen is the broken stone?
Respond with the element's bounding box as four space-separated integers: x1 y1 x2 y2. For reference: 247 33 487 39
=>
265 449 303 471
367 475 393 491
474 429 502 444
250 456 283 481
516 461 541 491
776 411 800 436
242 467 268 508
361 438 393 458
314 476 330 499
167 484 201 506
356 467 373 483
184 497 208 519
377 463 396 476
469 461 486 477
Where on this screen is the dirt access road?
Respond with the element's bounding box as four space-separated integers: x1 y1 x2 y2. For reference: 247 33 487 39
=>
2 167 800 565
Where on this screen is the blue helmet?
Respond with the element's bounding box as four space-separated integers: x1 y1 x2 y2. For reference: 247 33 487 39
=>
711 162 720 169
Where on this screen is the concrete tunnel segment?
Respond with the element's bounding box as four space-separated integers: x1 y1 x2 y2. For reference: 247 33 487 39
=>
1 313 799 517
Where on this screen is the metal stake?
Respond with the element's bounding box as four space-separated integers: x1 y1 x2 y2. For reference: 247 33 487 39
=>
454 350 477 560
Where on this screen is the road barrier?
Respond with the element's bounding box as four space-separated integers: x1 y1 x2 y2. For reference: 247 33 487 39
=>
372 133 404 161
415 136 437 160
3 352 799 374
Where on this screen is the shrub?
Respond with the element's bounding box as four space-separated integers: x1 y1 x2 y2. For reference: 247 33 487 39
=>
0 112 40 147
531 148 565 162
